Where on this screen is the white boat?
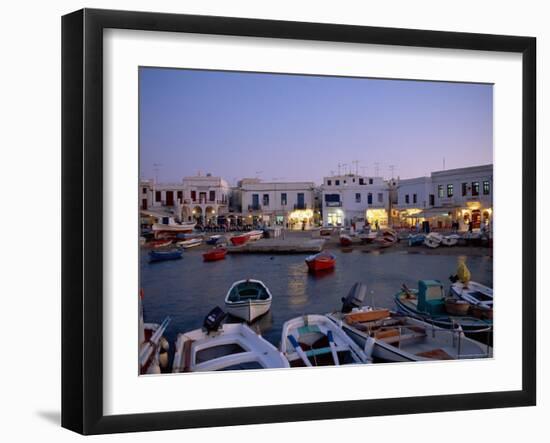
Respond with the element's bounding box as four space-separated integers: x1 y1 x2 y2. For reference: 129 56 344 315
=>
247 230 264 241
326 283 492 362
450 281 493 309
224 279 272 322
424 232 443 248
441 234 460 246
152 216 196 236
280 314 370 367
176 237 202 249
172 308 289 372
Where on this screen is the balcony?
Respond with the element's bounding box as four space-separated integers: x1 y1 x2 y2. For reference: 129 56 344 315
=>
294 203 308 210
248 204 262 211
325 201 342 207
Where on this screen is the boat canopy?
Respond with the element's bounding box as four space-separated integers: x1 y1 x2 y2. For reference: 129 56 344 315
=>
417 280 446 315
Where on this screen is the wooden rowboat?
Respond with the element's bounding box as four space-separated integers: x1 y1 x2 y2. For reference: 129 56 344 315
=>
203 247 227 262
305 252 336 272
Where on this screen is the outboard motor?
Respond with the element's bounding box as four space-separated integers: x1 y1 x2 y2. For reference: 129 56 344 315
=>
203 306 227 333
341 282 368 313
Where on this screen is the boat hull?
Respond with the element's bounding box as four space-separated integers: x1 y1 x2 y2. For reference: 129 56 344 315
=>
148 250 183 262
230 234 249 246
203 248 227 262
225 299 272 322
305 252 336 272
394 293 492 331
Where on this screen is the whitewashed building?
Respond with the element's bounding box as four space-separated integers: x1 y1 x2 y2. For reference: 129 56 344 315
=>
393 164 493 230
240 180 316 229
321 174 391 227
180 174 230 223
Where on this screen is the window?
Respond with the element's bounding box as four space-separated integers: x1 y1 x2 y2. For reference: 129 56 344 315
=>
405 194 410 204
191 190 196 201
343 180 347 184
369 178 373 185
429 194 435 206
263 194 269 206
281 193 287 205
355 193 361 203
142 187 147 194
252 194 259 208
359 178 364 185
378 193 383 203
335 180 340 186
367 193 373 204
352 178 355 183
327 180 331 186
155 191 161 202
437 185 444 198
177 191 183 202
413 193 417 204
472 181 479 196
447 184 453 197
209 190 216 202
483 180 490 195
462 182 468 196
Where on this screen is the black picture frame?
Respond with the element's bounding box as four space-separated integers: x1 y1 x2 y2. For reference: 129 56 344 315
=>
62 8 536 435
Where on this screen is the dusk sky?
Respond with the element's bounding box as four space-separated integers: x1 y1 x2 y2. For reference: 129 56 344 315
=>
139 68 493 185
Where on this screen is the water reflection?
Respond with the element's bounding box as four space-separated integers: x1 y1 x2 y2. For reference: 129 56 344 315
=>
140 249 493 352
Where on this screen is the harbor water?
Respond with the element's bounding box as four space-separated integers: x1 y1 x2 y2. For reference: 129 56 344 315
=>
140 248 493 364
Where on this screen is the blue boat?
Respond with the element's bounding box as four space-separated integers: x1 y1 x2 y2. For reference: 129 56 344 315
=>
148 249 183 263
394 280 492 331
407 233 426 247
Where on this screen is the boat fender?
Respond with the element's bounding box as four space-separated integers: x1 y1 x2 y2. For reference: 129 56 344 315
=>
160 337 169 351
159 351 169 370
363 336 376 361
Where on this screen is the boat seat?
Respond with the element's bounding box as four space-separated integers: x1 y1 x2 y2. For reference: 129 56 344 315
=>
415 348 454 360
379 332 427 345
297 325 322 335
304 347 332 358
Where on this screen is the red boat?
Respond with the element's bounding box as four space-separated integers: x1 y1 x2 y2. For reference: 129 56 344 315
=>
230 233 250 246
146 239 172 248
305 252 336 272
339 234 353 247
203 248 227 262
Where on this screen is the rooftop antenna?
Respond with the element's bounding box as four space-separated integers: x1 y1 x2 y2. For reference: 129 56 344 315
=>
389 165 396 178
443 157 446 170
337 163 341 175
352 160 359 176
330 170 335 177
360 166 367 176
255 170 263 178
153 163 162 184
374 162 380 177
342 163 348 175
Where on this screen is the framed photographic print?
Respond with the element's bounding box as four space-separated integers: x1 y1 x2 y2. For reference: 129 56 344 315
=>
61 8 536 435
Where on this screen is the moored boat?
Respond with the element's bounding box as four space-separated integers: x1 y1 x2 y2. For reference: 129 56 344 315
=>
176 237 202 249
230 232 250 246
339 234 353 247
305 251 336 272
450 280 493 308
358 232 377 244
394 280 492 331
148 249 183 262
224 279 272 322
172 307 288 372
280 314 370 367
247 230 264 241
203 247 227 262
326 283 491 362
152 216 196 237
206 234 225 245
441 234 460 246
424 232 443 248
407 233 426 247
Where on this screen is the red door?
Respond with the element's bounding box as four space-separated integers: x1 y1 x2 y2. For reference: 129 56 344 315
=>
166 191 174 206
